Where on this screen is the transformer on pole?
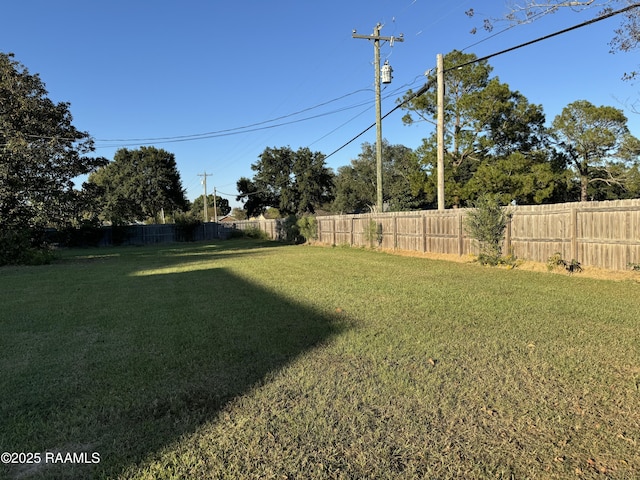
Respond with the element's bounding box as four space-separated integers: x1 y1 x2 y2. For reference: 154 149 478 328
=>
352 24 403 212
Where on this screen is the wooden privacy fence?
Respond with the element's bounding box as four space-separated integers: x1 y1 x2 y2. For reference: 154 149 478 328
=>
101 222 233 245
234 199 640 271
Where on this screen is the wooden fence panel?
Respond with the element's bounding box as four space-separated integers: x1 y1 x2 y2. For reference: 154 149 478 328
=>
235 199 640 271
510 206 571 263
425 212 466 255
396 215 422 252
352 217 370 247
317 218 333 245
576 206 640 270
333 217 353 245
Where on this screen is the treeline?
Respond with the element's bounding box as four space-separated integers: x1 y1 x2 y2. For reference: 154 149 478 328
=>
237 51 640 217
2 50 640 265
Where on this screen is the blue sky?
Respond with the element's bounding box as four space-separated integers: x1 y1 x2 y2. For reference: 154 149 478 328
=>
2 1 639 208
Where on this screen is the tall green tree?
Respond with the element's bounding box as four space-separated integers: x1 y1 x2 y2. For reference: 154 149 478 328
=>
402 50 561 206
332 141 427 213
89 146 188 224
0 52 107 231
189 194 230 221
401 50 494 206
236 146 334 217
551 100 639 201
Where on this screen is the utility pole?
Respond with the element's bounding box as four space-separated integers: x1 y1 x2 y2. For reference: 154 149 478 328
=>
437 53 445 211
213 187 218 223
353 24 403 213
198 171 213 222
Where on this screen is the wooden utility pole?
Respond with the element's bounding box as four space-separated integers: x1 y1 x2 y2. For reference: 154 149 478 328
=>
213 187 218 223
437 53 445 211
353 24 403 212
198 171 213 222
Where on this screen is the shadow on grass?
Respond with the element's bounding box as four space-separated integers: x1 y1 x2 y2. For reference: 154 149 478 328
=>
0 241 347 479
57 238 280 264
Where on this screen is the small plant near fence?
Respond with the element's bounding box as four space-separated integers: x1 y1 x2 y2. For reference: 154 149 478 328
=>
276 215 303 244
363 219 383 248
628 262 640 271
547 252 582 274
464 194 512 266
243 226 270 240
296 216 318 243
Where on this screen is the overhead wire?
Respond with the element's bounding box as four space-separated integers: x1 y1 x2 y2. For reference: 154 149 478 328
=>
460 5 559 53
450 3 640 72
211 2 640 201
93 87 375 145
324 2 640 160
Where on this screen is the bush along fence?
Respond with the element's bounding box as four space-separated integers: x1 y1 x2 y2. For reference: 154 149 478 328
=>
233 199 640 272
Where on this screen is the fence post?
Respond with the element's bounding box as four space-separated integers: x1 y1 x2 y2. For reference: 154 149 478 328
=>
349 215 356 247
393 215 398 250
458 211 465 256
332 218 336 246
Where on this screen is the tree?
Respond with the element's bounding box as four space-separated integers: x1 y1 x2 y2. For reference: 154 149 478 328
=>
464 151 565 205
0 53 107 232
89 146 188 224
551 100 639 201
189 194 230 221
230 207 247 220
402 50 560 206
332 141 427 213
402 50 495 206
466 1 640 79
236 146 334 217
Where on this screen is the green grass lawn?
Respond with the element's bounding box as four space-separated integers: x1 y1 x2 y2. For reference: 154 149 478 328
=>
1 239 638 479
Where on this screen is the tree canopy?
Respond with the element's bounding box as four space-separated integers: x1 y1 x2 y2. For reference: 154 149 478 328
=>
88 146 188 224
552 99 640 201
401 50 561 207
0 52 107 231
190 194 231 221
332 141 428 213
237 146 334 217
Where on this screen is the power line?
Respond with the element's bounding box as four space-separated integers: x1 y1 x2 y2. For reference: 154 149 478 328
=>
450 3 640 72
460 6 558 53
1 87 377 147
325 78 435 160
94 87 374 144
325 2 640 160
91 101 375 149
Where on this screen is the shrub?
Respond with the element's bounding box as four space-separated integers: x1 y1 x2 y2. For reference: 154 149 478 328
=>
0 227 55 266
464 194 510 265
55 220 104 247
547 252 582 274
364 219 382 248
628 262 640 272
244 226 269 240
296 216 318 243
547 252 565 271
276 215 302 244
